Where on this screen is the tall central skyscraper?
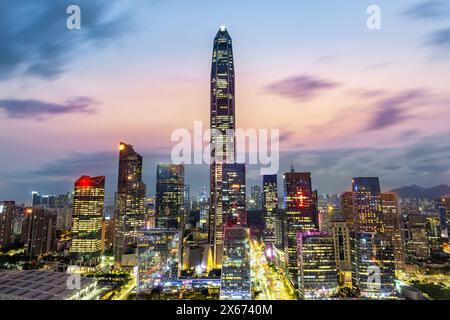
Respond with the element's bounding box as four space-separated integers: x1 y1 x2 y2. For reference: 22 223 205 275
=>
114 142 146 265
209 26 236 268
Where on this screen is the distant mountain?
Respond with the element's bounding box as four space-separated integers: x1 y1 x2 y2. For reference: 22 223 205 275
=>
389 185 450 200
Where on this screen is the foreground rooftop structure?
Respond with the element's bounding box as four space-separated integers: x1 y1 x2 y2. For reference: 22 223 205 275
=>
0 270 96 300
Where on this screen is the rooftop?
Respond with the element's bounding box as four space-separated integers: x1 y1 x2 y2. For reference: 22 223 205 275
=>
0 270 96 300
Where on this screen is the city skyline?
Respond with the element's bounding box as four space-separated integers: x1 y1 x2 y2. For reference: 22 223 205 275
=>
2 0 450 202
1 4 450 302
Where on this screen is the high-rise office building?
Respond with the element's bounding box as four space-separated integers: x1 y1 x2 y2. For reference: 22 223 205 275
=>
22 207 57 257
340 192 354 226
381 193 405 272
114 142 147 265
155 164 185 230
351 178 396 298
351 232 396 298
437 197 450 240
220 226 251 300
352 178 383 233
426 214 442 252
331 219 352 276
222 164 246 226
184 185 191 209
297 231 337 299
209 26 236 268
283 170 318 287
30 192 73 234
145 196 156 229
404 214 430 263
249 185 262 210
274 210 286 250
263 175 278 246
70 176 105 265
0 201 16 250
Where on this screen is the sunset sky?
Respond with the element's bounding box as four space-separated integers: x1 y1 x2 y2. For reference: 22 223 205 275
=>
1 0 450 203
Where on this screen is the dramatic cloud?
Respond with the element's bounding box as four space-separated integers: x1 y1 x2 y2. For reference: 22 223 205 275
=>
265 75 340 101
0 97 97 119
427 28 450 50
402 0 450 19
280 133 450 193
365 90 429 131
0 0 129 80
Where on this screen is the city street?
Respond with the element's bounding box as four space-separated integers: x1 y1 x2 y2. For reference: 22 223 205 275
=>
250 240 296 300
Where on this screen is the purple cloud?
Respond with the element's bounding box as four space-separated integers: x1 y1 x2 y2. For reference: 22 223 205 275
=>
402 1 450 19
265 75 340 101
0 96 97 120
427 28 450 50
0 0 130 80
366 90 429 131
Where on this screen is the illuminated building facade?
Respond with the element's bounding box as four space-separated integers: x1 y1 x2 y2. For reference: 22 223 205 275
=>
209 26 236 268
381 193 405 271
0 201 16 250
404 214 430 263
155 164 185 230
222 164 246 226
137 229 179 293
114 142 147 265
351 232 396 298
297 231 337 299
70 176 105 265
331 219 352 276
352 177 383 233
426 215 442 252
283 170 318 288
437 197 450 240
220 226 251 300
263 175 278 245
340 192 354 226
249 185 262 210
145 196 156 229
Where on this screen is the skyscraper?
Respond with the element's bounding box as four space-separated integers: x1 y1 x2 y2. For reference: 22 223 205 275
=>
222 164 246 226
263 175 278 245
404 214 430 263
209 26 236 268
340 192 354 226
352 177 383 233
283 170 318 287
22 207 57 257
114 142 147 265
351 178 396 298
331 218 352 281
70 176 105 266
220 226 251 300
155 164 185 230
437 197 450 240
249 185 262 210
297 231 337 299
350 232 396 298
0 201 16 250
381 193 405 272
